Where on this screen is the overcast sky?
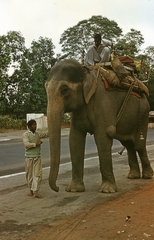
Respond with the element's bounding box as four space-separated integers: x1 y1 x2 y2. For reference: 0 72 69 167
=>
0 0 154 54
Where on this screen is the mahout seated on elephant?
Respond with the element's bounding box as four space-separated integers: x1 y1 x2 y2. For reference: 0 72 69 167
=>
85 33 113 65
45 58 153 193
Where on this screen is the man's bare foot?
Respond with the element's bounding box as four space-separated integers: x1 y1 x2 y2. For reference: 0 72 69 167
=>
27 190 33 196
33 191 43 198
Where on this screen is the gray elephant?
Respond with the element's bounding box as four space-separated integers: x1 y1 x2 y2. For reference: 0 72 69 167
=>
45 59 153 193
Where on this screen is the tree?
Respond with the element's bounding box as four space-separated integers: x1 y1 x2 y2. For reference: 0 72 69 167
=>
142 46 154 110
59 15 122 61
24 37 56 114
0 33 56 117
147 72 154 110
142 46 154 78
28 37 56 68
0 31 26 115
7 58 32 117
0 34 10 113
115 29 144 58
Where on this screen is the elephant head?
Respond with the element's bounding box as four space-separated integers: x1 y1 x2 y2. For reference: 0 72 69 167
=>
45 59 97 192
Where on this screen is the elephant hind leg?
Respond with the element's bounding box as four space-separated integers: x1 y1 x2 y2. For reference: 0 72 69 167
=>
125 142 141 179
137 148 153 179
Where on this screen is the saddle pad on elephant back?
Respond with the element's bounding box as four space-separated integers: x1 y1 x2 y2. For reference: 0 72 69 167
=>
103 79 141 98
120 75 149 96
118 55 137 71
100 69 149 96
89 65 149 96
118 56 134 63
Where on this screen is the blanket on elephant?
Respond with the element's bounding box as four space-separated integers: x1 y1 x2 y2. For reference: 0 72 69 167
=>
87 57 149 96
103 79 141 98
98 66 149 96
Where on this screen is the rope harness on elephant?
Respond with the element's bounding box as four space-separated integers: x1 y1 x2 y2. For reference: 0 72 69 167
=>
88 57 149 126
115 80 135 124
89 57 149 96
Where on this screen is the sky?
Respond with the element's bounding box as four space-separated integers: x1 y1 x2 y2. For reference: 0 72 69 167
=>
0 0 154 54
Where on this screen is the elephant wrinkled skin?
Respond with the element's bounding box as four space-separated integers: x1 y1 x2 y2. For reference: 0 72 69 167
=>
45 59 153 193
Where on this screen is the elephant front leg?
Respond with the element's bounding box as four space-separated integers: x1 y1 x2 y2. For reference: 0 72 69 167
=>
65 127 86 192
99 156 117 193
95 135 117 193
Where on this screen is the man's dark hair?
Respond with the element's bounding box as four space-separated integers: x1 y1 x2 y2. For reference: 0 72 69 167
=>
27 119 36 128
94 34 102 40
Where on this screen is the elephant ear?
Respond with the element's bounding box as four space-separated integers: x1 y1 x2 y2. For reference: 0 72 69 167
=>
83 67 98 104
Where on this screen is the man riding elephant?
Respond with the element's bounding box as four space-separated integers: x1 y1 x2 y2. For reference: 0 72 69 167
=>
85 33 113 65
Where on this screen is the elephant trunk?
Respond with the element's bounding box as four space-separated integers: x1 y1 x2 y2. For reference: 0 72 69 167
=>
47 105 64 192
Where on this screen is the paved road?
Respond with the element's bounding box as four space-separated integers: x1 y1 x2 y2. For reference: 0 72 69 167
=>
0 129 154 176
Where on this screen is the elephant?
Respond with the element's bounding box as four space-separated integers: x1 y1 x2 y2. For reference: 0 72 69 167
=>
45 58 153 193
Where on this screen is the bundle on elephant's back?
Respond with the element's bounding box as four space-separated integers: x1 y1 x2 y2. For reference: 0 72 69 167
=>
100 67 149 96
120 75 149 96
88 63 149 96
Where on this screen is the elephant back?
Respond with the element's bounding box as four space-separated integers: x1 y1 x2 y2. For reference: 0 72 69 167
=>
87 57 149 96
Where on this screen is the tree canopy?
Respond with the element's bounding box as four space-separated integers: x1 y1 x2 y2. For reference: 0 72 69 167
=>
59 15 122 61
114 29 144 58
0 32 56 118
0 15 154 118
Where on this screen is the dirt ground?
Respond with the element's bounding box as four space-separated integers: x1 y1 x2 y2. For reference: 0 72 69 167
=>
23 182 154 240
0 128 154 240
1 158 154 240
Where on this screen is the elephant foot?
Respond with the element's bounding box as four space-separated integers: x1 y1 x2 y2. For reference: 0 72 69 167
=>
127 170 141 179
142 166 153 179
65 180 85 192
99 182 117 193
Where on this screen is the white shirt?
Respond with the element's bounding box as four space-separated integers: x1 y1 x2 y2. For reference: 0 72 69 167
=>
85 39 112 65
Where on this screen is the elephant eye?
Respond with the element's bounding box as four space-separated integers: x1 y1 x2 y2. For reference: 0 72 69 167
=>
60 85 70 96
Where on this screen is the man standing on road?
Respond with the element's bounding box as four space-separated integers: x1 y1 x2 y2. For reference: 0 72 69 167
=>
22 119 48 198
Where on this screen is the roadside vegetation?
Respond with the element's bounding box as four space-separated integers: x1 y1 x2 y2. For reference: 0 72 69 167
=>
0 116 26 131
